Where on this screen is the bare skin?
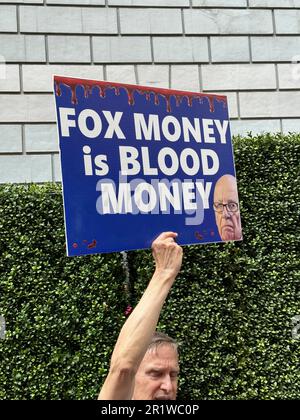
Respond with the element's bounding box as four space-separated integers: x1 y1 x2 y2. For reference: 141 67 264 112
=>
98 232 183 400
132 344 179 400
214 174 242 241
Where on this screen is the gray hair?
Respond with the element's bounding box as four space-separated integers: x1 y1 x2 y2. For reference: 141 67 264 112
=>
147 331 179 353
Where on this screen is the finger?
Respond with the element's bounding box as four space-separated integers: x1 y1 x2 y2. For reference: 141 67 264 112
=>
155 232 178 241
164 237 177 243
153 238 177 249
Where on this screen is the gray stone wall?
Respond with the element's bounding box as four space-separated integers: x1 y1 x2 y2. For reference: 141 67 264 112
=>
0 0 299 183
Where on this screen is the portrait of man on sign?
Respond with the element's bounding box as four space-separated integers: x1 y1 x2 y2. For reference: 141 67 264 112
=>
213 174 242 242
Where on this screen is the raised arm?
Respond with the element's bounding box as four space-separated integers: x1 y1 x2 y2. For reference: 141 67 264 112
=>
98 232 183 400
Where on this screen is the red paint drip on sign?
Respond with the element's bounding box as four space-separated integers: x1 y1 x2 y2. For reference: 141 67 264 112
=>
54 76 227 113
195 231 203 240
87 239 97 249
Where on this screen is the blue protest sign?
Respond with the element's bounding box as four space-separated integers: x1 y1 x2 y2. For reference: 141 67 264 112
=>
54 76 242 256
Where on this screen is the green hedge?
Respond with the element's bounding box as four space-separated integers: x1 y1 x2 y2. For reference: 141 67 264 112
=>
0 133 299 399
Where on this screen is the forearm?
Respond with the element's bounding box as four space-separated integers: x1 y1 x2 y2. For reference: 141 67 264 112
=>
111 270 174 369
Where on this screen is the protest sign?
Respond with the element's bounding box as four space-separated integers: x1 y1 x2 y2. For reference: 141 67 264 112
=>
54 76 242 256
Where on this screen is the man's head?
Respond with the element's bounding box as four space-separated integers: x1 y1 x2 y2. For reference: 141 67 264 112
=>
213 174 242 241
132 332 179 400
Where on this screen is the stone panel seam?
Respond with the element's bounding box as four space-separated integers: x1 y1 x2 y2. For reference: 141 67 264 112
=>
198 64 203 92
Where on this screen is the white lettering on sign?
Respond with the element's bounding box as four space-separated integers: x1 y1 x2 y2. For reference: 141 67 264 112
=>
58 107 229 144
